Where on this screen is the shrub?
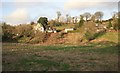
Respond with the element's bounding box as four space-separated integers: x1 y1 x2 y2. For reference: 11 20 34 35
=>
57 32 65 38
78 19 84 27
2 23 52 43
29 32 51 44
76 15 84 28
94 30 106 38
84 30 95 41
18 36 32 43
95 20 100 23
53 22 61 27
84 29 106 41
48 20 62 27
15 24 34 37
66 33 83 44
107 20 112 29
29 37 42 44
2 24 17 42
112 18 120 30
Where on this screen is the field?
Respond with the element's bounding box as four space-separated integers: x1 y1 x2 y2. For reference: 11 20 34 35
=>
2 41 118 71
1 1 120 72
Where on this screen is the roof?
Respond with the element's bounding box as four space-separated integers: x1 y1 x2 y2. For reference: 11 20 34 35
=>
36 23 43 27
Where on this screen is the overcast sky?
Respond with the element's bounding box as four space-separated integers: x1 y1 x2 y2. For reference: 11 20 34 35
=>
0 0 119 25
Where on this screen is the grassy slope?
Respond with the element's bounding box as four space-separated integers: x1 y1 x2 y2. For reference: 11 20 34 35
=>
96 31 118 43
55 24 75 30
2 22 119 71
59 22 118 43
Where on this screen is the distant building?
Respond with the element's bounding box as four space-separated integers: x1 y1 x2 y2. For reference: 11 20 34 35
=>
33 23 57 33
34 23 45 33
64 28 75 33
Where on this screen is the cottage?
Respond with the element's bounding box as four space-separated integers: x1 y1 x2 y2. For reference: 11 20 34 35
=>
34 23 45 33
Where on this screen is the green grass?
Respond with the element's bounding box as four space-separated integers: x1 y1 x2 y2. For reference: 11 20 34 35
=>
19 57 70 71
55 24 75 30
29 41 118 54
97 31 118 43
37 45 118 54
2 42 118 71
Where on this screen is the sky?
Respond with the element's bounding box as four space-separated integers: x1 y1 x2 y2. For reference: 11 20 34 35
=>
0 0 119 25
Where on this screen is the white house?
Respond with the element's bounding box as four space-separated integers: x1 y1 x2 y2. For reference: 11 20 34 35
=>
64 28 75 33
34 23 45 33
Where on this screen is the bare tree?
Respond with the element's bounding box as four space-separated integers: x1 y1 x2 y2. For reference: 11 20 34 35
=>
66 14 69 23
94 11 104 22
75 16 78 24
112 11 119 19
91 15 95 22
112 11 120 30
30 21 35 25
118 12 120 18
82 12 91 21
56 11 61 22
72 17 75 24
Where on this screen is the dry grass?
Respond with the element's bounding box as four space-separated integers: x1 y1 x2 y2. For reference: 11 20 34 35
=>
2 42 118 71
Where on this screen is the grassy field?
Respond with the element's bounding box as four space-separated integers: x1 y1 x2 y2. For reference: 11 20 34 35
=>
2 41 118 71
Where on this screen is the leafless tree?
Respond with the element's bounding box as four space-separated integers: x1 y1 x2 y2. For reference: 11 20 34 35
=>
82 12 91 21
56 11 61 22
72 17 75 24
75 16 78 24
91 15 95 22
94 11 104 22
66 14 69 23
66 14 72 24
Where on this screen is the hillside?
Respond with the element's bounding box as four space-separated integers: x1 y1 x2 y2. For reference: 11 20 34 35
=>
2 21 119 46
91 31 118 43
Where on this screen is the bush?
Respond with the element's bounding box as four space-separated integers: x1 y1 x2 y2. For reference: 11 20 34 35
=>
18 36 32 43
112 18 120 30
84 29 106 41
52 22 62 27
2 23 52 43
48 20 62 27
84 30 95 41
78 19 84 27
2 24 17 42
29 32 50 44
107 20 112 29
15 24 34 38
76 15 84 28
57 32 65 39
94 30 106 38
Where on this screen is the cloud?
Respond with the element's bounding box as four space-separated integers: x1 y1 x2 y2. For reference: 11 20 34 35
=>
1 0 43 2
1 0 65 2
64 0 118 10
4 8 31 25
13 0 47 2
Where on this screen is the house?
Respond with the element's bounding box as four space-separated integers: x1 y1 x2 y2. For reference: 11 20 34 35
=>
34 23 45 33
64 28 75 33
47 27 57 33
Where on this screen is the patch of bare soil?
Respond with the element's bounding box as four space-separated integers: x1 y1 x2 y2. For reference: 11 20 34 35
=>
40 33 66 45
